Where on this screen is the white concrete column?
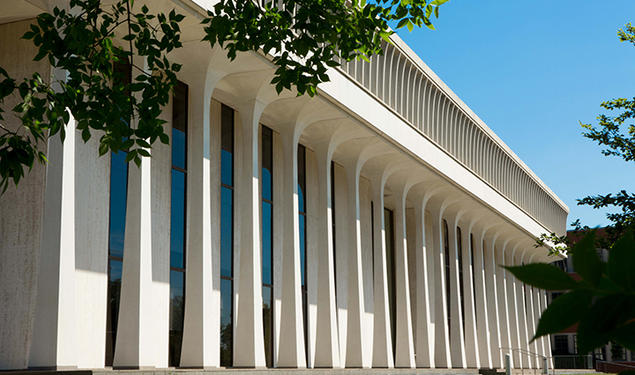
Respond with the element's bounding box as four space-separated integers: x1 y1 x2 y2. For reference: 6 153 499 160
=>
532 284 545 368
277 130 306 368
447 212 467 368
428 200 451 368
371 176 394 368
496 240 513 367
113 124 169 368
180 75 222 368
484 233 502 368
542 290 553 369
341 158 370 368
413 195 435 368
473 229 493 368
393 185 416 368
507 247 523 368
233 100 267 367
525 281 539 368
333 163 349 367
515 250 532 368
112 57 171 369
74 130 111 369
29 109 77 369
306 148 320 368
461 221 480 369
313 145 340 368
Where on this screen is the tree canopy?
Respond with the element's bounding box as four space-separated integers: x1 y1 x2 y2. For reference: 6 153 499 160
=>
0 0 449 192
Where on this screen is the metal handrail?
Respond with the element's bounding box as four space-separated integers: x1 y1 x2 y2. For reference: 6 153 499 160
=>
499 346 552 375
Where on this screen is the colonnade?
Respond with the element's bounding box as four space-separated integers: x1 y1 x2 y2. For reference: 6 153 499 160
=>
0 28 559 370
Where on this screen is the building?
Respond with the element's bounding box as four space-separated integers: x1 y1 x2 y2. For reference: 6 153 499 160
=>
0 0 569 371
550 229 634 369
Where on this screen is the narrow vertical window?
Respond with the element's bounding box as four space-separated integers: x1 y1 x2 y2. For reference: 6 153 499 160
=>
298 144 308 364
169 81 188 366
220 104 235 367
443 219 451 336
384 208 396 358
106 61 131 366
261 126 274 367
457 226 465 331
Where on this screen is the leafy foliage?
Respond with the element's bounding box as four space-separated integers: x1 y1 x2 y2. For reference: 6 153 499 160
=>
0 0 183 192
202 0 449 96
0 0 450 193
507 230 635 355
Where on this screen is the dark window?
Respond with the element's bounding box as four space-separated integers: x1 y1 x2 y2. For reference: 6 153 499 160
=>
106 61 131 366
261 126 274 367
169 81 188 366
298 144 308 364
384 208 396 359
554 335 569 355
443 220 451 337
220 104 234 367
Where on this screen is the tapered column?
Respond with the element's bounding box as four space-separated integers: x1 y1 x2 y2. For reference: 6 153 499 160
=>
29 110 77 369
447 214 466 368
313 147 340 368
333 163 349 367
181 76 221 368
393 186 416 368
114 128 168 368
525 281 539 369
342 159 369 368
515 251 532 368
531 287 544 368
473 230 493 368
278 130 306 367
532 285 545 368
429 202 451 368
233 101 266 367
505 246 522 368
371 177 394 368
541 290 553 369
414 196 435 368
484 233 502 368
461 222 480 368
496 241 512 367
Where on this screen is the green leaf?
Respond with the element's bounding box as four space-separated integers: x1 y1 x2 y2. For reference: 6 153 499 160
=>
607 230 635 291
571 231 603 287
505 263 579 290
577 295 631 354
613 321 635 351
532 290 591 340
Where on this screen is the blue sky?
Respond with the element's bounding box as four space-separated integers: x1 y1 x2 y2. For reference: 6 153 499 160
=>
394 0 635 229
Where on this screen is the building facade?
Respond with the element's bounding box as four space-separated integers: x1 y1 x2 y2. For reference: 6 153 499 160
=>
0 0 568 371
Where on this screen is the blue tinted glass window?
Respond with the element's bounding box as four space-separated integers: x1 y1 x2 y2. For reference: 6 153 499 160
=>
170 170 186 269
172 128 186 170
262 202 273 285
299 214 306 287
108 151 128 258
262 168 272 201
221 187 233 278
221 150 233 186
298 183 305 214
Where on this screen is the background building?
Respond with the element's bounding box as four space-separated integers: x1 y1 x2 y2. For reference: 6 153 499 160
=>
1 0 568 371
550 229 634 370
